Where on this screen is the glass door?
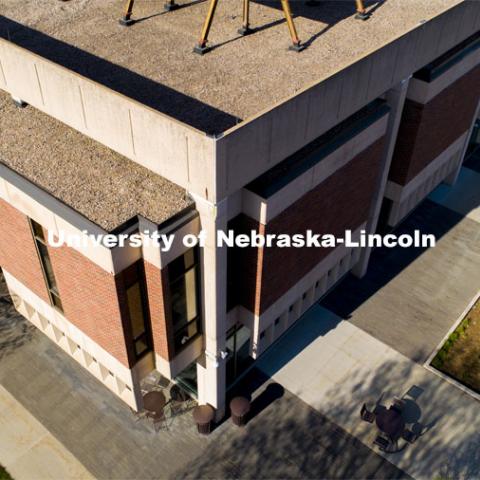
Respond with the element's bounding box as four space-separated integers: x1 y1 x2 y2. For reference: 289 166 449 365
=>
174 361 198 398
226 324 254 387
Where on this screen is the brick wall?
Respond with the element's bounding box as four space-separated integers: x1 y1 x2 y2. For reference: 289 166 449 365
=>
228 137 385 315
47 240 132 367
0 199 49 302
389 65 480 185
0 198 134 367
143 261 173 361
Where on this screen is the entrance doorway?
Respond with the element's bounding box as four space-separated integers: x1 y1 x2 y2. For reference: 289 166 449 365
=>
226 324 254 387
174 361 198 398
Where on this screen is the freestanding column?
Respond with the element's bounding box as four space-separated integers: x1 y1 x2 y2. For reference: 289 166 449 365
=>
191 195 228 420
352 76 411 278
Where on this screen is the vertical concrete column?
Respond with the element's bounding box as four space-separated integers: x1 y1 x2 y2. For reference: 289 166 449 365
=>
352 76 411 278
444 98 480 185
191 194 228 420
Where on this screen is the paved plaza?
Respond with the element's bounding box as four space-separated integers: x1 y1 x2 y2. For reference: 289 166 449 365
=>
0 277 405 479
258 305 480 479
0 386 94 480
258 160 480 479
0 160 479 479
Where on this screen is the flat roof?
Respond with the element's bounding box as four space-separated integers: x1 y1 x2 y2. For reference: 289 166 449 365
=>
0 90 193 232
0 0 462 134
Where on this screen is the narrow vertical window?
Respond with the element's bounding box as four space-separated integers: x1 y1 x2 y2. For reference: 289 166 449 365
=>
29 219 63 312
124 262 152 359
168 248 202 353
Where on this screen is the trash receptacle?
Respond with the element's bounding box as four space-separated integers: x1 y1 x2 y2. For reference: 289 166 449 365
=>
192 404 215 434
230 396 250 426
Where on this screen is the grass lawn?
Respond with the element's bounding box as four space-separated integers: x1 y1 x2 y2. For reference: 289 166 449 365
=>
432 296 480 392
0 465 12 480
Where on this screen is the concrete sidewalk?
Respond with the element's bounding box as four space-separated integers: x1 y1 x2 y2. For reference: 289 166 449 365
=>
257 162 480 479
0 274 407 480
323 198 480 363
258 304 480 480
0 385 94 480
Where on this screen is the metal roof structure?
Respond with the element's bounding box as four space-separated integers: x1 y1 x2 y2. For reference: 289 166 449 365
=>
119 0 370 53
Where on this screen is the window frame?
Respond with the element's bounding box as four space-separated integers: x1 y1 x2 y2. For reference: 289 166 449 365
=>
167 248 202 354
29 218 64 313
123 261 153 361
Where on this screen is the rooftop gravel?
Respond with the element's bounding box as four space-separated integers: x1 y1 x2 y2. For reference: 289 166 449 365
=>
0 90 193 232
0 0 462 133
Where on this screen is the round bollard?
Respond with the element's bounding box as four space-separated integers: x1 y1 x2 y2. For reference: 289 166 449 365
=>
230 396 251 426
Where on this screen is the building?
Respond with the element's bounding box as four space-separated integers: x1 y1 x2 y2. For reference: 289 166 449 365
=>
0 0 479 418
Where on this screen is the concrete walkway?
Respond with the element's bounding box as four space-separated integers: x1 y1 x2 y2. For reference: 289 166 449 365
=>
0 279 406 480
0 385 94 480
257 160 480 479
429 162 480 224
323 176 480 363
257 305 480 480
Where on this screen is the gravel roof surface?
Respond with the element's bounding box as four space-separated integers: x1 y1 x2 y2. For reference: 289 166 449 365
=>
0 91 193 232
0 0 462 133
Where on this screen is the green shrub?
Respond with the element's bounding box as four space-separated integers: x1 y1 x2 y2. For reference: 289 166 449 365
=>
432 319 473 370
432 350 447 369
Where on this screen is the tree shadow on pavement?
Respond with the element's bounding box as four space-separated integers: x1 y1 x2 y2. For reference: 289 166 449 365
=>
175 351 480 479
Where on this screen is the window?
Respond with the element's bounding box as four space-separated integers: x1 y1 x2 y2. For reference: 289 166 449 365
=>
124 262 152 359
168 248 202 353
29 219 63 312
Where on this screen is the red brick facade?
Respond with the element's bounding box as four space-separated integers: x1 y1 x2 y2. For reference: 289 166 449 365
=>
0 198 176 369
228 137 385 315
0 198 135 367
48 243 132 367
143 261 174 361
0 200 50 303
389 65 480 186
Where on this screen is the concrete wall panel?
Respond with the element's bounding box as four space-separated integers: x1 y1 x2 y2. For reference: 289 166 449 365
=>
129 104 189 186
187 133 217 200
437 5 464 56
268 90 311 167
392 29 421 82
457 1 480 42
475 1 480 30
338 57 372 121
367 42 399 99
0 42 43 105
0 39 216 199
413 15 444 71
223 115 273 198
35 61 86 131
304 81 326 142
316 72 344 132
81 81 135 159
0 57 7 89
